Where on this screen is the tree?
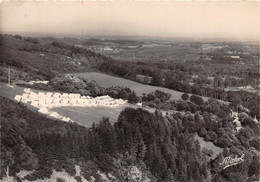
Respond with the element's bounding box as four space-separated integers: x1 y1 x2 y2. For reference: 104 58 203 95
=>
151 72 163 86
128 91 139 104
190 95 204 106
14 34 22 40
248 156 260 178
154 90 171 102
96 118 117 154
1 149 14 180
181 93 189 101
199 127 207 137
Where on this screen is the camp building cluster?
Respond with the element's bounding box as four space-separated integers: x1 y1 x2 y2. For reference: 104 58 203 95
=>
14 88 127 122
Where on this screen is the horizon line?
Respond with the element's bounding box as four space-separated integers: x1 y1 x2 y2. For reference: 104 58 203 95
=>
1 31 259 42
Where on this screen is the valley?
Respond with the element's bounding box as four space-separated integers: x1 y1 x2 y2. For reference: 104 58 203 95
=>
0 33 259 182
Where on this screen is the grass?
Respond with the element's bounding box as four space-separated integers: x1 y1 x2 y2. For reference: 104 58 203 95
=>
97 45 203 62
0 82 24 99
51 103 138 127
73 72 186 100
73 72 217 102
194 133 223 159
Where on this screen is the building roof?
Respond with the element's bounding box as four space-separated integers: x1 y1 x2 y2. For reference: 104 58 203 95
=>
22 94 29 100
46 92 53 97
39 107 49 114
24 88 31 93
53 93 61 98
14 95 22 101
62 117 71 122
253 116 258 123
38 92 46 98
49 112 61 119
62 93 69 98
31 101 39 107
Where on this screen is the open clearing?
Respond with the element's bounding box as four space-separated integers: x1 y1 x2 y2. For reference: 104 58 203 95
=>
73 72 221 103
51 103 138 127
194 133 223 159
73 72 186 100
73 72 231 104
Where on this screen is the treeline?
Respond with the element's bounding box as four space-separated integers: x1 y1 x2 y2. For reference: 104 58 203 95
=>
12 34 40 44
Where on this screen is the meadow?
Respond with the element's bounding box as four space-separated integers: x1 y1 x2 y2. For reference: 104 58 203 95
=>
98 44 203 62
51 103 139 127
73 72 212 101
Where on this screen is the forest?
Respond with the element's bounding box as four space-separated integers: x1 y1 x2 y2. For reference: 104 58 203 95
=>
1 95 259 181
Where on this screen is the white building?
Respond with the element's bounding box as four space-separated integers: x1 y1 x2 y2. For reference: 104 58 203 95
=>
77 99 85 105
53 93 61 98
68 94 76 99
229 56 240 59
31 101 39 107
38 92 46 98
232 111 242 132
68 93 81 99
27 92 38 102
39 100 46 106
69 99 77 105
46 92 53 98
74 94 81 99
62 93 69 98
52 98 61 104
253 116 259 123
22 93 29 99
39 107 49 114
24 88 31 93
61 99 69 105
14 95 22 102
45 98 53 105
21 94 29 103
49 112 61 119
136 102 142 107
62 117 71 122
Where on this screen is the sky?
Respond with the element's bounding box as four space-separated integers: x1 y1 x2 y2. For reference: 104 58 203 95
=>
0 1 259 40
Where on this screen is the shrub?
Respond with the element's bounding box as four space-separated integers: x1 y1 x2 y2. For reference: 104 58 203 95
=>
14 35 22 40
57 178 66 182
154 90 171 102
181 93 189 101
24 37 39 44
199 127 207 137
190 95 204 106
75 176 83 182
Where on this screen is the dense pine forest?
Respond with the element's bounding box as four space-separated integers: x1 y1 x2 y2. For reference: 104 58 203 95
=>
1 96 259 181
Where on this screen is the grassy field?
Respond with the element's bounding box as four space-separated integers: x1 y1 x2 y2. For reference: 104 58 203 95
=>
0 82 24 99
73 72 208 101
107 45 202 62
51 103 139 127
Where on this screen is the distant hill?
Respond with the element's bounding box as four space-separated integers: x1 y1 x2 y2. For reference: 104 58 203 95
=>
0 34 109 80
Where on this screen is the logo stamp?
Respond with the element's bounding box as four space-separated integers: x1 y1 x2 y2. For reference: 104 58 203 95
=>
219 153 245 170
